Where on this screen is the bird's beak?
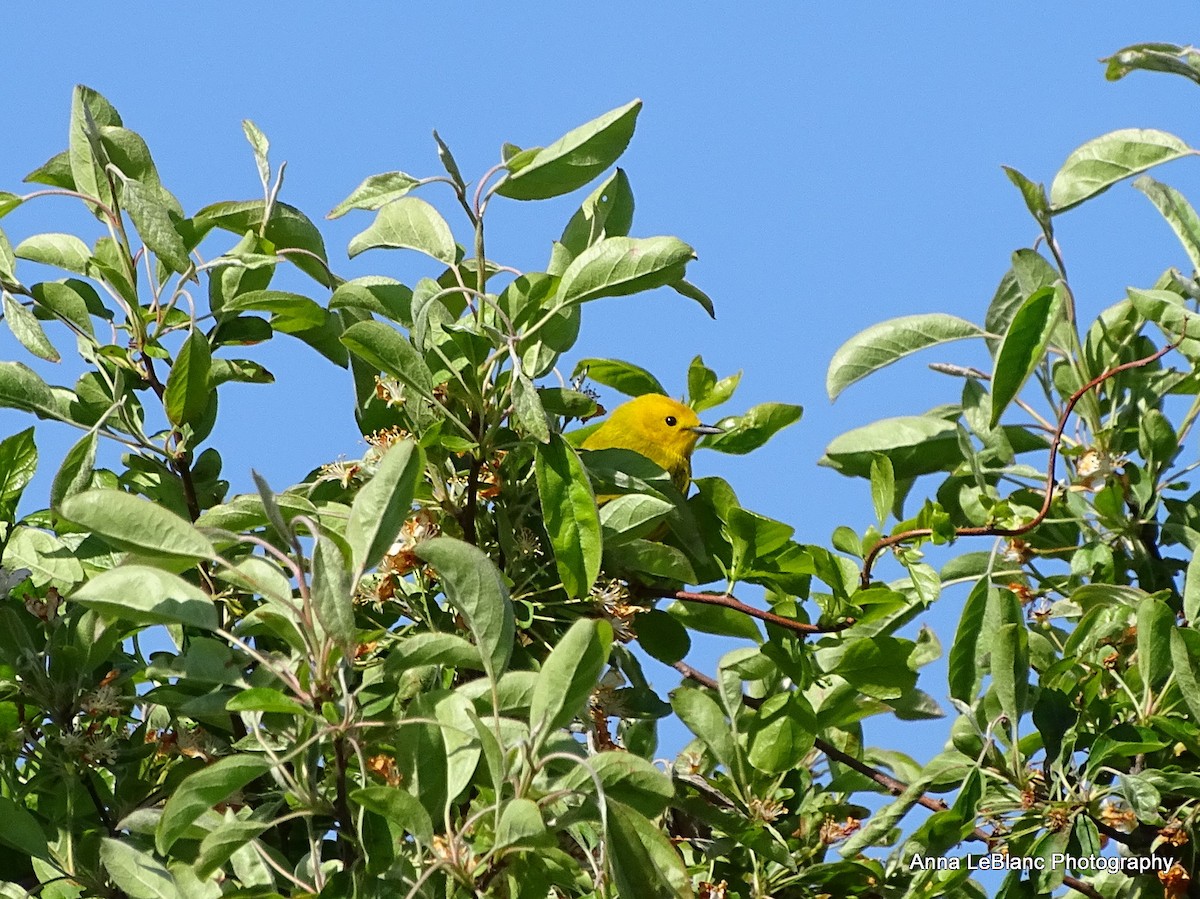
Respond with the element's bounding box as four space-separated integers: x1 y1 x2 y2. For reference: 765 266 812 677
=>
690 423 724 435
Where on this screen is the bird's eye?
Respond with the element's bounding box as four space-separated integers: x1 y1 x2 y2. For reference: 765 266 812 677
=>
665 416 677 427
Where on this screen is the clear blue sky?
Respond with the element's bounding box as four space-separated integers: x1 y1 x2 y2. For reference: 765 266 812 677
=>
5 2 1200 788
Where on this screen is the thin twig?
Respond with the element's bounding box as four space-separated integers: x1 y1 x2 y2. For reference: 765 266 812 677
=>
643 589 853 636
860 340 1177 587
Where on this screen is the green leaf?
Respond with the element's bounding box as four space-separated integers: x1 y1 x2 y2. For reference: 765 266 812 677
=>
59 489 215 562
670 279 716 318
328 171 422 218
0 427 36 520
1104 42 1200 86
834 636 918 700
948 580 992 703
1171 628 1200 724
497 100 641 201
71 565 216 630
32 280 98 337
535 434 601 597
3 292 60 362
606 799 694 899
746 692 816 773
416 537 514 681
531 618 612 748
226 687 306 715
991 622 1029 724
14 232 91 274
559 751 675 818
702 402 802 455
68 86 119 214
558 236 694 305
340 320 435 400
827 314 983 400
348 196 456 263
572 357 665 397
512 373 550 443
195 817 269 879
495 798 550 851
221 289 326 331
667 599 762 642
605 539 695 582
1049 128 1193 212
671 687 738 772
1002 165 1051 226
1136 597 1173 690
559 168 635 258
156 756 271 853
0 191 22 219
599 494 674 545
50 430 97 509
99 838 178 899
634 609 690 664
121 178 191 273
1127 287 1200 362
0 362 57 419
870 454 895 524
0 796 48 860
1134 176 1200 273
989 286 1062 428
329 276 413 324
241 118 270 187
163 328 212 427
345 439 423 576
193 199 333 287
4 527 84 589
352 786 435 845
311 533 354 648
1185 546 1200 625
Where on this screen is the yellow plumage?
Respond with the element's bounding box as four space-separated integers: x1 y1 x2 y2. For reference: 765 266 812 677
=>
581 394 722 493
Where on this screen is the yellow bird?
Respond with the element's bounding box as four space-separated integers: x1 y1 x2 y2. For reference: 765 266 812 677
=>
581 394 723 493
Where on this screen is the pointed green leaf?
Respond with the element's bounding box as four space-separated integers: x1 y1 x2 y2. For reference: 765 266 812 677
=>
497 100 641 201
0 796 48 860
3 292 60 362
311 533 354 648
59 489 215 562
1050 128 1193 212
531 618 612 747
242 119 270 187
990 286 1062 427
71 565 216 629
195 817 269 880
328 171 422 218
1104 42 1200 86
827 314 983 400
512 373 550 443
991 622 1029 724
340 320 435 399
345 439 422 576
50 430 97 509
571 357 665 397
121 178 191 273
559 168 635 257
1134 175 1200 272
14 233 92 274
416 537 515 680
156 756 271 853
558 236 694 305
535 434 601 597
351 786 434 845
702 402 802 455
606 799 693 899
348 196 455 263
99 838 178 899
164 328 212 427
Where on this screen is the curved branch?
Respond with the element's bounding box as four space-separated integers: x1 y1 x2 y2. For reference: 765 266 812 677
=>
860 340 1178 588
643 588 854 636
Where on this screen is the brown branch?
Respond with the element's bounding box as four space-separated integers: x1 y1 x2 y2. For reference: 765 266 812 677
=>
645 588 853 636
860 341 1178 588
672 661 1104 899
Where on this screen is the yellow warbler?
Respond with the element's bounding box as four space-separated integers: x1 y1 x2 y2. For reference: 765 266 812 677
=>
581 394 722 492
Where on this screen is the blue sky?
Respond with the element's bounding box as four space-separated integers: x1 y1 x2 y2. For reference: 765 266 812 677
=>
5 3 1200 779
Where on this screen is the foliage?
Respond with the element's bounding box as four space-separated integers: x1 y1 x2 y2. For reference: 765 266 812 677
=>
4 40 1200 899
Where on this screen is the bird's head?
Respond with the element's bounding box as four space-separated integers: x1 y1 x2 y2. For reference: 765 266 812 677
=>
616 393 723 456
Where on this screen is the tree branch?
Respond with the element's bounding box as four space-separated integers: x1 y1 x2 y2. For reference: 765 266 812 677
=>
861 341 1177 588
643 588 853 636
